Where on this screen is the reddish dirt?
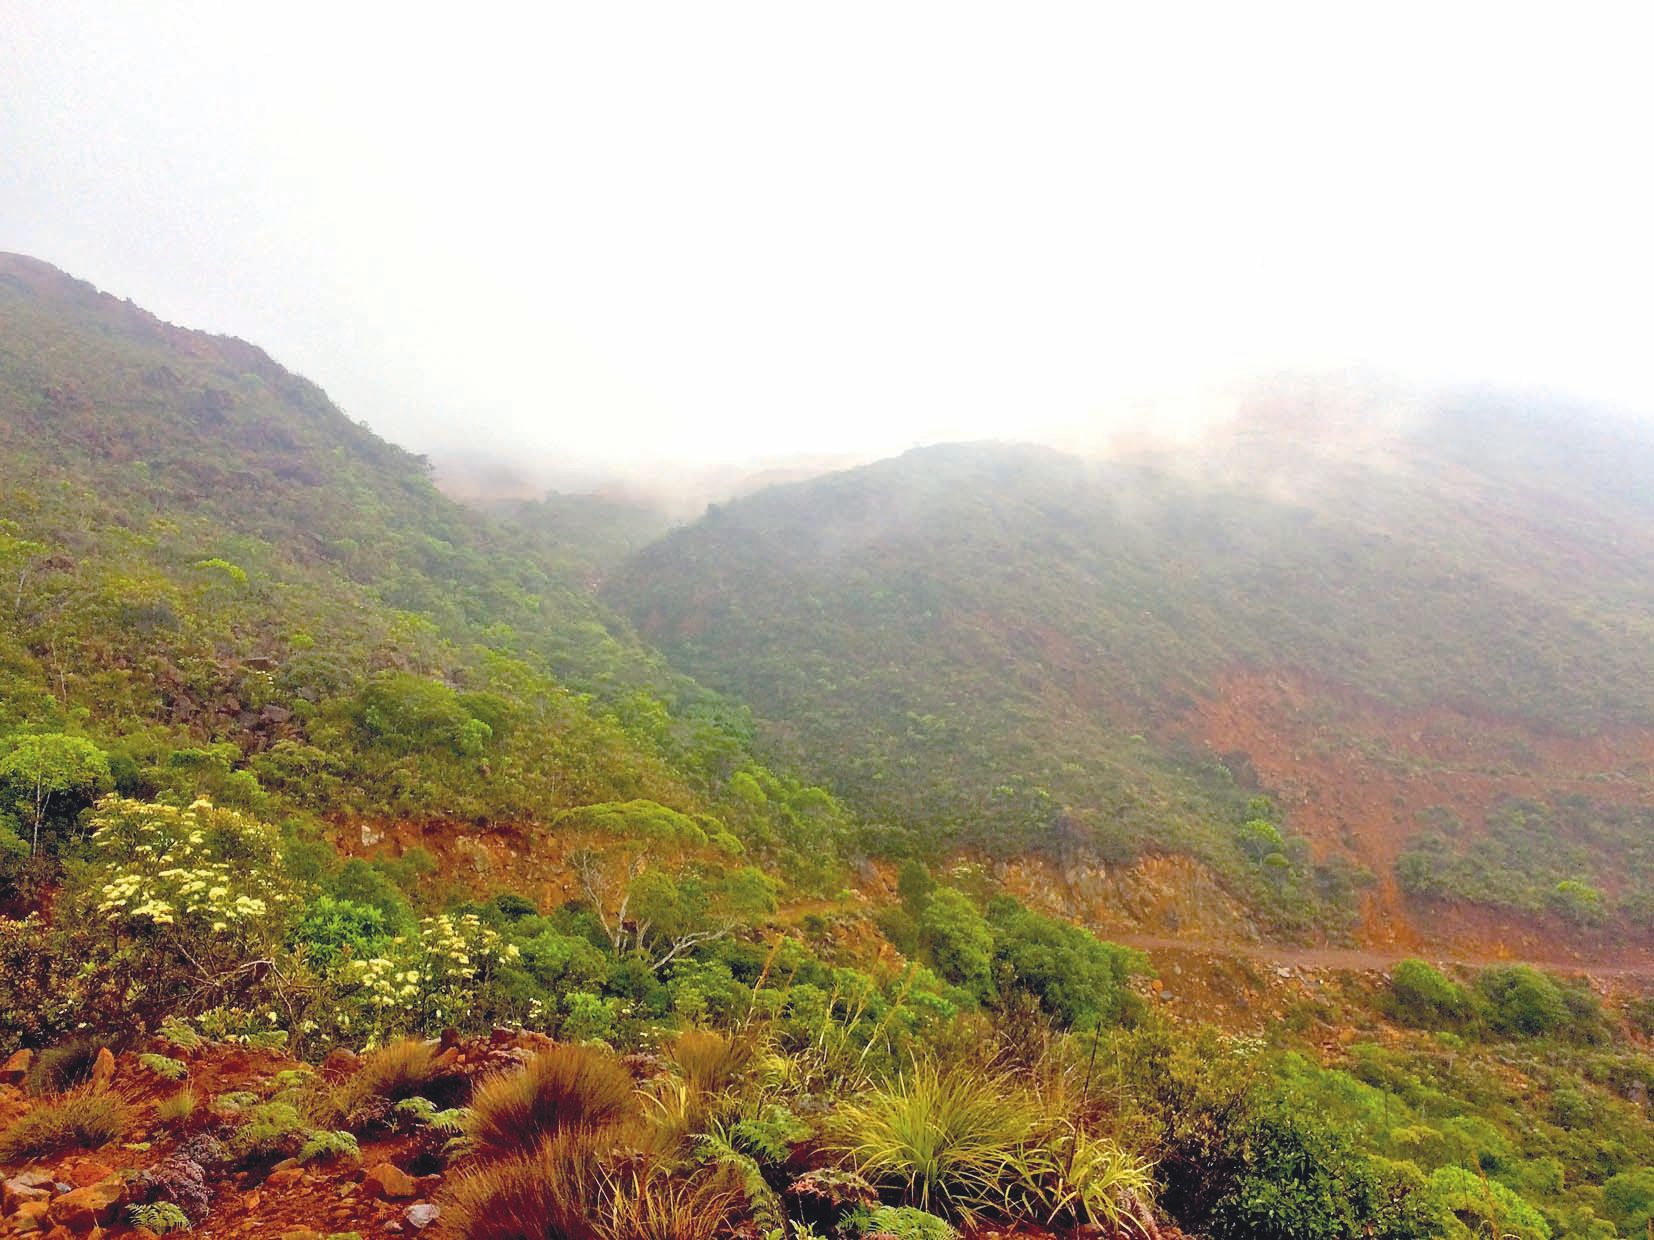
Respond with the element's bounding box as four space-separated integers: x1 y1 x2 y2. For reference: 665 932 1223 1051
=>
1182 669 1654 961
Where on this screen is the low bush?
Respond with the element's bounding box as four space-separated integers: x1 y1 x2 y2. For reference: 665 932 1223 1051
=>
317 1038 447 1130
666 1028 758 1096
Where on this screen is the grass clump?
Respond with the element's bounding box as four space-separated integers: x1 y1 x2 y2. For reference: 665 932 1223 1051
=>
0 1090 133 1160
465 1043 636 1162
666 1028 758 1096
155 1087 198 1127
27 1038 102 1095
444 1129 741 1240
829 1059 1039 1217
316 1039 446 1131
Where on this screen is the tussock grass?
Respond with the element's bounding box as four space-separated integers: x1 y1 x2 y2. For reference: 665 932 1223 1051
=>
665 1028 758 1096
314 1039 445 1130
444 1128 742 1240
154 1086 198 1127
0 1089 133 1161
466 1043 636 1162
829 1059 1039 1217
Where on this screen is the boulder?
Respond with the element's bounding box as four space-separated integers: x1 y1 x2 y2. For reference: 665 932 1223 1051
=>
66 1163 113 1190
11 1199 51 1232
0 1049 33 1085
45 1179 123 1230
362 1163 418 1200
4 1173 55 1213
405 1203 440 1230
88 1048 116 1093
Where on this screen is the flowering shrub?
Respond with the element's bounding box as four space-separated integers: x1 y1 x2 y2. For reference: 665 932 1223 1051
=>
324 912 520 1042
90 796 297 937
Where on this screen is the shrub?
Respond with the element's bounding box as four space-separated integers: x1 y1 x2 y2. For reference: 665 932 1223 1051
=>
829 1059 1039 1217
466 1043 636 1162
1386 960 1474 1029
1427 1165 1550 1240
846 1205 958 1239
986 897 1145 1028
0 1090 132 1160
1477 966 1569 1038
229 1101 307 1164
140 1052 190 1081
1207 1108 1443 1240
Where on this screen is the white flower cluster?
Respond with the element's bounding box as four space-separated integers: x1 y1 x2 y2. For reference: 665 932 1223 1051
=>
333 912 520 1035
88 797 292 934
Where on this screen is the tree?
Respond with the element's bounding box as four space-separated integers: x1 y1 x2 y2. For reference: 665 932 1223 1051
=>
0 733 112 854
562 799 749 966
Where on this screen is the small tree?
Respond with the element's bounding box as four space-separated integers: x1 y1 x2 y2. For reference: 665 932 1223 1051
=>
0 733 112 854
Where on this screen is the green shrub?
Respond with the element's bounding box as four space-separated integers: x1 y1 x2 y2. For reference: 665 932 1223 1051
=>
986 896 1145 1027
846 1205 958 1239
1427 1165 1550 1240
298 1128 361 1165
1476 966 1569 1038
1386 960 1474 1029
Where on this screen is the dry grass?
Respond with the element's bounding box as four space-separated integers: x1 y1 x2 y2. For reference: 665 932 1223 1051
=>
665 1028 758 1096
0 1090 133 1161
466 1044 637 1163
315 1039 445 1130
443 1129 742 1240
444 1129 606 1240
154 1087 198 1128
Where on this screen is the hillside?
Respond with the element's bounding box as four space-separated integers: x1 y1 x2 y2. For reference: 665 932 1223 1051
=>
2 257 1653 1240
610 398 1654 949
0 251 851 879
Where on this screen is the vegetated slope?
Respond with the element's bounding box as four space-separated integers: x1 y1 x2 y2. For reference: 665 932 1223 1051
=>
0 252 847 870
610 390 1654 944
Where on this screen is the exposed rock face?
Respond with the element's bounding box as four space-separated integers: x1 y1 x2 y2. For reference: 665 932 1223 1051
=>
46 1178 124 1230
363 1163 419 1200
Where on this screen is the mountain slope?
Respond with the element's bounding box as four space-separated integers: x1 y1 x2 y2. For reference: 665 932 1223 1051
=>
610 394 1654 946
0 253 848 874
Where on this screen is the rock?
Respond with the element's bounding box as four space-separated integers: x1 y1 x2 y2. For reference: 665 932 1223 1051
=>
12 1200 51 1232
362 1163 419 1200
264 1168 304 1189
46 1179 123 1230
66 1163 113 1190
279 1229 321 1240
88 1048 116 1092
405 1203 440 1230
4 1174 55 1212
1 1048 33 1085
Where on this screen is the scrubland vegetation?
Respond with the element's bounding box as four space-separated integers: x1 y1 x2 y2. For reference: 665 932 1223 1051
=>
1 254 1652 1240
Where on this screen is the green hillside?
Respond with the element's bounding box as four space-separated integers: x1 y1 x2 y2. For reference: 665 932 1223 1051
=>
610 415 1654 926
0 252 849 878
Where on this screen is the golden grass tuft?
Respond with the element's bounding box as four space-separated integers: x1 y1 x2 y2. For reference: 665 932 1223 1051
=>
466 1043 637 1163
665 1028 758 1096
443 1128 743 1240
315 1038 445 1130
154 1086 198 1128
0 1089 133 1161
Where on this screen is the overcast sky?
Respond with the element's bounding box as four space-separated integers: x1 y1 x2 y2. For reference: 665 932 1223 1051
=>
3 3 1652 474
